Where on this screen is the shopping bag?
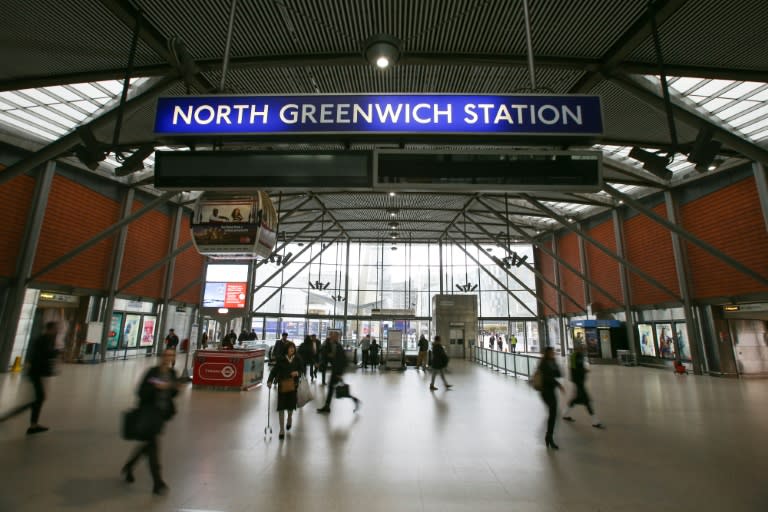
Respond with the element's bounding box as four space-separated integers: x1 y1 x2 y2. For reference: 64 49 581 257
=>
296 378 313 408
335 383 350 399
121 407 163 441
531 369 543 391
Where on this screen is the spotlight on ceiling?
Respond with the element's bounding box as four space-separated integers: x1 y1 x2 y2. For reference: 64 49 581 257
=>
389 221 399 229
364 35 401 69
388 209 398 217
115 143 155 177
629 146 673 180
687 127 722 173
390 231 398 239
74 126 106 170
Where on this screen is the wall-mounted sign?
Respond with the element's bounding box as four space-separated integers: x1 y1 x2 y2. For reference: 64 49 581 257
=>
155 95 603 136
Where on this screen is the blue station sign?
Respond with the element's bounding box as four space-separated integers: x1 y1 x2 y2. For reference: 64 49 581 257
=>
154 94 603 136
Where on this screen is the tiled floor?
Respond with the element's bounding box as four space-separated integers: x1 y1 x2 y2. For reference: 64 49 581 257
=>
1 357 766 512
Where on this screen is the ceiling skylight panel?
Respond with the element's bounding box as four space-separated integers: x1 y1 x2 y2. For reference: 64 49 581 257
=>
731 105 768 127
748 89 768 102
700 97 731 110
99 80 128 95
69 82 111 99
16 89 57 104
50 103 89 121
0 92 36 108
9 109 68 133
743 117 768 133
669 77 704 94
43 85 82 102
30 106 79 126
720 82 765 99
0 113 58 140
73 101 101 113
751 128 768 140
691 79 736 97
715 101 760 120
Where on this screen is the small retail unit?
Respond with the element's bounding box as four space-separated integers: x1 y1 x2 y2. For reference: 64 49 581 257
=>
192 348 266 391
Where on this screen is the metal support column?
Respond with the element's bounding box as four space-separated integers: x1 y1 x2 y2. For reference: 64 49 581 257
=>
577 223 591 313
243 259 256 331
438 239 444 294
156 205 184 354
664 190 705 375
753 162 768 233
100 187 134 362
0 161 55 371
551 235 566 354
612 209 637 355
342 238 351 338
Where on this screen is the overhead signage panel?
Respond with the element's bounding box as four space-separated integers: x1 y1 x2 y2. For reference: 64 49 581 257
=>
155 94 603 136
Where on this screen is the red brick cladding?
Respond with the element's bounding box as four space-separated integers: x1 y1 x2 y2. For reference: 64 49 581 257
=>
0 168 35 277
585 220 622 311
171 214 204 304
534 238 559 316
120 199 171 298
623 203 680 305
557 232 585 314
31 175 119 290
680 176 768 298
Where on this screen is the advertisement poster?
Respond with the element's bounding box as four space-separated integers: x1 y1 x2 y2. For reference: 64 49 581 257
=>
584 329 600 358
124 314 141 348
107 312 123 350
656 323 676 359
638 323 656 357
674 322 692 362
140 316 156 347
243 356 265 388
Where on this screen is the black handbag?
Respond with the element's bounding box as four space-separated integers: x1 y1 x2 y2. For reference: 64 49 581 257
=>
335 383 350 399
122 407 163 441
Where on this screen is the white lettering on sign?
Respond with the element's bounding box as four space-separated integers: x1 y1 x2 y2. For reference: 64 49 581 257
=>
172 104 269 125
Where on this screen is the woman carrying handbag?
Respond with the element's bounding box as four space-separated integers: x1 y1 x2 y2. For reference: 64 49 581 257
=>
266 341 303 440
121 349 179 495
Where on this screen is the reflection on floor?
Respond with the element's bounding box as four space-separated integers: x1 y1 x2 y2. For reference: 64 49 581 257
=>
1 357 766 512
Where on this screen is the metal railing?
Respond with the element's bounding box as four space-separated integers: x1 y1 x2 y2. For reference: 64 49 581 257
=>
470 346 542 380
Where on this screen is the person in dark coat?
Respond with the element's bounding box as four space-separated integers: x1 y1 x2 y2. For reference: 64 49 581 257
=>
121 349 179 495
369 338 380 369
164 329 179 367
416 334 429 370
0 322 59 434
310 334 321 381
267 341 303 439
272 332 289 361
562 344 605 429
429 335 452 391
317 332 360 413
318 335 331 385
538 347 565 450
298 335 316 381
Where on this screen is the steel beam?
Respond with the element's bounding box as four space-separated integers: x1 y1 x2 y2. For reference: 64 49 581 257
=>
523 194 682 301
99 187 134 362
577 223 591 309
569 0 691 93
0 76 177 186
665 190 704 374
28 191 177 283
551 235 566 354
462 215 588 313
0 161 55 371
612 209 637 355
753 162 768 233
253 232 344 312
343 239 351 337
444 233 538 317
474 198 625 308
604 184 768 287
155 205 184 354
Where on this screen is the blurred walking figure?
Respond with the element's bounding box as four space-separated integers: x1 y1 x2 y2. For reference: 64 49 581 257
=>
298 336 315 381
317 332 360 413
267 341 303 439
164 328 179 367
429 336 451 391
537 347 565 450
359 334 371 369
0 322 59 434
121 349 179 495
562 344 605 429
416 334 429 370
369 338 380 369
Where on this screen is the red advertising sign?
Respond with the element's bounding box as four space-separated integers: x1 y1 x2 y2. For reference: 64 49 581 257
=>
224 282 247 308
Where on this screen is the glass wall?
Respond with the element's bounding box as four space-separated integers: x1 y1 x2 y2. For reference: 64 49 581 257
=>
250 240 537 341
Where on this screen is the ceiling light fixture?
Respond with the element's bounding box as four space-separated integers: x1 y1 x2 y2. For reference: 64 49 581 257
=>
364 35 401 69
687 126 722 173
115 143 155 176
629 146 673 180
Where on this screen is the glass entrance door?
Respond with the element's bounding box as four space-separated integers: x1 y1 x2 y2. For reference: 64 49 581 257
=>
448 326 465 358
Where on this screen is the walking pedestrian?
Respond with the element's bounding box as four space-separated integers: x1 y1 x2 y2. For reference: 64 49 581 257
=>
562 344 605 429
121 349 179 495
298 335 315 379
317 332 360 413
267 341 303 439
416 334 429 370
537 347 565 450
369 338 380 369
310 334 321 381
164 329 179 367
359 334 371 369
0 321 59 434
429 336 452 391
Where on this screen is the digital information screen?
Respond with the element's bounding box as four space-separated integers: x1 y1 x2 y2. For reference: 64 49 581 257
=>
203 264 249 309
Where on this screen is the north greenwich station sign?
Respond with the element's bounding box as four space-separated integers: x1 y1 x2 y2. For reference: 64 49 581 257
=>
154 94 603 136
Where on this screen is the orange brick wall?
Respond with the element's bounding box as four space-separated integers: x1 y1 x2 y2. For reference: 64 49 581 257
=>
557 232 585 314
623 203 680 305
534 239 558 316
120 200 172 298
681 176 768 298
32 174 119 290
172 215 205 304
0 167 35 277
585 220 622 311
